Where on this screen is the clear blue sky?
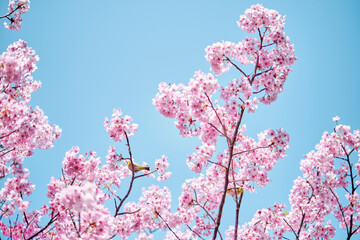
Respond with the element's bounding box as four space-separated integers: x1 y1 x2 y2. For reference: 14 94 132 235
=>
1 1 360 239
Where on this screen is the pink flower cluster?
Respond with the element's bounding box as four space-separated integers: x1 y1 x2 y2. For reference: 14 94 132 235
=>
49 182 113 239
155 155 171 181
0 39 60 237
152 5 296 238
0 40 61 175
0 164 33 217
113 186 172 239
3 0 30 30
238 4 285 34
13 4 360 240
230 127 289 190
186 143 216 173
176 174 222 236
153 71 219 138
226 203 287 239
0 207 48 240
174 126 287 238
62 146 101 182
102 145 129 187
104 108 138 142
238 120 359 239
0 40 39 97
205 4 296 105
293 123 360 237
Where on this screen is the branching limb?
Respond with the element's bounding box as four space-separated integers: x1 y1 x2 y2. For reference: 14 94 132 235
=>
117 208 141 216
154 209 181 240
208 160 227 169
212 108 245 240
252 88 265 94
0 4 23 20
27 212 59 240
282 218 298 239
224 56 249 79
134 169 158 179
208 122 226 137
204 93 229 143
115 132 135 216
234 143 274 156
187 225 205 240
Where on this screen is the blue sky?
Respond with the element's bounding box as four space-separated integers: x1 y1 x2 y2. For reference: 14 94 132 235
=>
1 0 360 239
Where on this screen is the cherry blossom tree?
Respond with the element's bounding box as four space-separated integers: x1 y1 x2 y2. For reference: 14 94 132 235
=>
1 2 359 239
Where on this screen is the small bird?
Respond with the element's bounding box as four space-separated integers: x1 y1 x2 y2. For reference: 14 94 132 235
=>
125 160 150 173
226 186 243 196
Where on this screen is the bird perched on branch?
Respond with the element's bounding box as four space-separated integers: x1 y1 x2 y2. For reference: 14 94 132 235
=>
125 160 150 173
226 186 243 196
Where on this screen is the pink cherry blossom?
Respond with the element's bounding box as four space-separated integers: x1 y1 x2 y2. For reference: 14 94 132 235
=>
155 155 171 181
2 0 30 30
104 108 138 142
5 3 360 240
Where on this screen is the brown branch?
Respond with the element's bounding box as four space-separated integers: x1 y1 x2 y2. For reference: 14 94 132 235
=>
154 209 181 240
336 157 348 161
68 210 81 238
282 217 298 239
262 42 275 48
212 108 245 240
305 180 315 204
249 28 264 85
117 208 141 216
234 143 274 156
0 129 18 140
208 160 227 169
296 212 306 239
208 122 226 137
253 67 273 78
0 147 15 158
194 199 216 225
229 150 240 240
224 56 249 79
234 191 244 240
134 168 158 179
0 4 22 20
187 225 206 240
114 131 135 216
27 212 59 240
192 190 224 240
204 93 229 143
341 144 356 238
252 88 265 94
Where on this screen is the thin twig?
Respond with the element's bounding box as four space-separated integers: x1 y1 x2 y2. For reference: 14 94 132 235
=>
224 56 249 79
208 122 226 137
0 147 15 158
252 88 265 94
187 225 205 240
0 4 22 20
134 169 158 179
262 42 275 48
233 143 274 156
282 217 298 239
208 160 227 169
154 209 181 240
204 93 229 143
27 212 59 240
117 208 141 216
115 132 135 216
253 67 273 78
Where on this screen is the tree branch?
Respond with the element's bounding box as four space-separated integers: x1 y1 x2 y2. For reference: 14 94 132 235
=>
212 108 245 240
